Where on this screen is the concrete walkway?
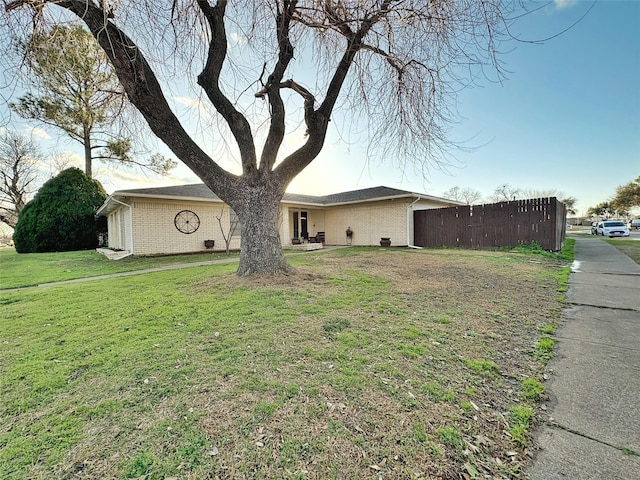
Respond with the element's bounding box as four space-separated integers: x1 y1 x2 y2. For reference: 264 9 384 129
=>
0 247 341 293
527 236 640 479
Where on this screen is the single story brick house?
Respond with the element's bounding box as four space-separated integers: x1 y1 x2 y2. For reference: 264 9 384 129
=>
95 184 462 256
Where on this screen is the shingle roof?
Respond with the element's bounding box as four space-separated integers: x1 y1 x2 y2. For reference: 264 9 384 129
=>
113 183 221 201
112 184 448 204
97 184 461 216
320 186 422 204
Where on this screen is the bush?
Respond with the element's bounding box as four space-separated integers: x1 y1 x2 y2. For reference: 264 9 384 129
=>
14 168 107 253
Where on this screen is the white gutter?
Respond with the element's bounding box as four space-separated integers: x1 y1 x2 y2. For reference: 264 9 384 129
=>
321 193 462 207
406 197 422 248
110 197 134 258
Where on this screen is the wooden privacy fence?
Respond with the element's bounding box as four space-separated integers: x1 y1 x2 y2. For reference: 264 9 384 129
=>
414 197 567 251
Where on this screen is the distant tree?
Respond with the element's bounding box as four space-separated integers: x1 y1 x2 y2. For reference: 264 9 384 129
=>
10 24 176 178
442 186 483 205
524 190 578 216
13 167 106 253
442 186 462 202
46 153 76 178
615 207 631 219
586 202 614 219
560 196 577 216
490 184 521 202
461 188 484 206
495 186 576 214
0 130 41 228
611 177 640 211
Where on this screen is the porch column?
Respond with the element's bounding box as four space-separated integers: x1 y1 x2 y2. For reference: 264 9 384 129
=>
279 205 291 245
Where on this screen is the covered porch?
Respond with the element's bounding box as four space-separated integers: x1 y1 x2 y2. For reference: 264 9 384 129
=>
281 205 326 246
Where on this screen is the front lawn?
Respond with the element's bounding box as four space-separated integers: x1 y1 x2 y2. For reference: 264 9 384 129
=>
0 249 239 289
0 245 572 479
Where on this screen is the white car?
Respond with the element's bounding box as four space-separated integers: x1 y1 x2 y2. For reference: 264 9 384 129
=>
596 220 630 238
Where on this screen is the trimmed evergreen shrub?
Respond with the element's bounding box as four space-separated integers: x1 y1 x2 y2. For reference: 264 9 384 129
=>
14 168 107 253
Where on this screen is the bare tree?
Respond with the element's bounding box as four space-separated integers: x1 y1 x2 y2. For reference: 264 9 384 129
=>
0 130 41 228
490 184 521 202
216 205 239 255
442 186 483 205
461 188 483 206
507 187 576 214
520 187 563 199
442 186 463 203
47 153 75 178
4 1 537 275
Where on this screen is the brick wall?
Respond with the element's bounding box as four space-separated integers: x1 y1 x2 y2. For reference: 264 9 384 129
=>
107 195 457 254
324 199 412 246
130 199 240 255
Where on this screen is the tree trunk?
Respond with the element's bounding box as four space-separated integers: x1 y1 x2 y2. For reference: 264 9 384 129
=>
232 186 294 277
84 129 92 178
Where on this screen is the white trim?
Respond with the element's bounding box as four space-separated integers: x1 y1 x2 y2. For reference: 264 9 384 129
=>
110 197 134 257
319 193 464 208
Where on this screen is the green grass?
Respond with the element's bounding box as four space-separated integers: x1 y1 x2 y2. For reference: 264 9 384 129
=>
604 239 640 265
534 337 556 362
437 425 464 451
463 358 500 377
522 378 545 401
508 405 534 447
621 447 640 456
0 247 570 479
558 238 575 261
0 249 239 289
538 323 556 335
502 238 575 262
431 315 452 325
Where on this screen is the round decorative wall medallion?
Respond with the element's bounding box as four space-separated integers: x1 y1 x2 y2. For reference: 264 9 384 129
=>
174 210 200 234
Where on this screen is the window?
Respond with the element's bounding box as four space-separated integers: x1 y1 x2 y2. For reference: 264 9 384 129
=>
229 209 241 236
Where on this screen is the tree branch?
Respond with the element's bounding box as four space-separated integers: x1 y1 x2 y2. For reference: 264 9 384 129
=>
9 0 235 193
273 0 394 185
319 0 393 117
257 0 298 174
195 0 257 179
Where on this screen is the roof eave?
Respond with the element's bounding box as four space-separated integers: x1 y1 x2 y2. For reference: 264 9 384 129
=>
327 193 464 207
95 193 119 217
95 187 463 217
96 191 224 217
110 191 222 203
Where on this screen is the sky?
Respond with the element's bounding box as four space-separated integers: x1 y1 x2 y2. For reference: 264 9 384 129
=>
2 0 639 217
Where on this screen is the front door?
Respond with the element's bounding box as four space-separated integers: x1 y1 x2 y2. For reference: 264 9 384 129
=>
300 211 308 239
292 211 308 239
